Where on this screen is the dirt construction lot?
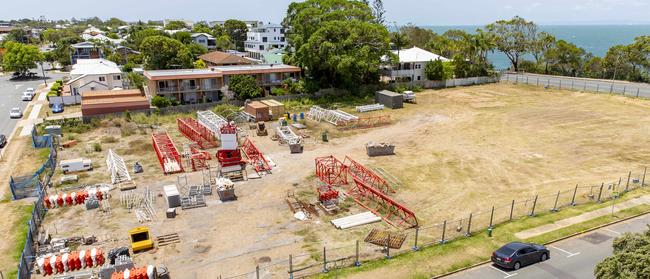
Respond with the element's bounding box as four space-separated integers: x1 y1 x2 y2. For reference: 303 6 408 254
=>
15 82 650 278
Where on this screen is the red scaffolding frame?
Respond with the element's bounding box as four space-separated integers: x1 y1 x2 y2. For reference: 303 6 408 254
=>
190 144 210 171
177 117 217 149
241 137 272 173
151 132 184 175
315 156 348 186
345 176 418 229
343 156 395 194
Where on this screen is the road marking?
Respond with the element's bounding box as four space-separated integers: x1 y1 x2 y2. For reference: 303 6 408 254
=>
603 228 621 235
549 245 580 258
489 266 518 278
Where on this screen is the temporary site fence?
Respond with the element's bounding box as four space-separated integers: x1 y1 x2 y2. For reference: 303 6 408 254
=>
49 95 82 106
391 76 499 90
10 135 57 200
501 73 650 98
215 166 648 278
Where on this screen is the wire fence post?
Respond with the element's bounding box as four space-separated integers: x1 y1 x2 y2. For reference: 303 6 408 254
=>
385 234 391 259
322 246 328 273
440 220 447 244
412 227 420 251
355 240 361 266
642 167 647 186
597 84 600 92
636 88 640 98
597 183 604 202
559 79 562 90
552 190 560 212
466 213 473 237
530 195 538 216
584 82 587 91
571 80 574 90
571 184 578 206
509 200 515 221
256 265 260 279
536 77 539 86
626 171 631 192
489 206 495 228
289 254 293 279
610 84 613 93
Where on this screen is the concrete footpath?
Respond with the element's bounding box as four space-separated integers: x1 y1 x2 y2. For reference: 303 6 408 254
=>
515 195 650 239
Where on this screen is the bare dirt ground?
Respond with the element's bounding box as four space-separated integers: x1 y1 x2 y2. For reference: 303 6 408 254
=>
6 82 650 278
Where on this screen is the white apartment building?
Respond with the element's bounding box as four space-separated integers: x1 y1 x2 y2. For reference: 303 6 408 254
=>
244 23 287 60
67 59 124 95
381 47 449 82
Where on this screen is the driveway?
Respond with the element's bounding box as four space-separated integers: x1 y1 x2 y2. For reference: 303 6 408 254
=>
445 213 650 279
0 69 67 137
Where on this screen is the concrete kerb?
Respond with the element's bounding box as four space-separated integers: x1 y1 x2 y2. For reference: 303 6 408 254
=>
431 210 650 279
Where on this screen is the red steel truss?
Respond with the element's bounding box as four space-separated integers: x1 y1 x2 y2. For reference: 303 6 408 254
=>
314 155 417 229
190 144 210 171
177 117 217 149
339 115 391 130
345 177 418 229
343 156 395 194
151 132 184 175
241 138 272 173
315 156 348 186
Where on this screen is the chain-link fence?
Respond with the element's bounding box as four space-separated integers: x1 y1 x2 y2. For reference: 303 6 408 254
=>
501 73 650 98
9 138 57 200
215 167 647 278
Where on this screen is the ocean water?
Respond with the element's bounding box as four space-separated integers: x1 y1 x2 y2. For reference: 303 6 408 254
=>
422 25 650 69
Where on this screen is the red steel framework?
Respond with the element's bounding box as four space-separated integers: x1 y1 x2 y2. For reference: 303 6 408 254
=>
190 144 210 171
241 138 272 173
151 132 184 175
315 156 348 186
339 115 391 130
343 156 395 194
177 117 217 149
314 155 417 229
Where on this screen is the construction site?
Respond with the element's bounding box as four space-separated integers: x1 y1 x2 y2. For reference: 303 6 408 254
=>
11 82 650 278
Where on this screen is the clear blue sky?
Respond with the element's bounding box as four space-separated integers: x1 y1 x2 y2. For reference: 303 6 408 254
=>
3 0 650 25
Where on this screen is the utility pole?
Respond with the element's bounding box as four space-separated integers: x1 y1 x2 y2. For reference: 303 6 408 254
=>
40 62 48 86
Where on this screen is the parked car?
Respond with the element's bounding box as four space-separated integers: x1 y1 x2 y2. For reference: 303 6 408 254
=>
492 242 549 270
9 107 23 119
52 103 64 113
21 92 34 101
25 88 35 95
0 134 6 148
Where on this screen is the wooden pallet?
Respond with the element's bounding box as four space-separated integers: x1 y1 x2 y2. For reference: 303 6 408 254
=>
156 233 180 246
364 229 406 249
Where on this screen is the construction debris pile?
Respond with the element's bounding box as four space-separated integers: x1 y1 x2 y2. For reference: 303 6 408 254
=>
366 142 395 157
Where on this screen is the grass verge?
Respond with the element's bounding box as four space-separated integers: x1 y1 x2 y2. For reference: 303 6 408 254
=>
318 189 650 279
3 203 34 278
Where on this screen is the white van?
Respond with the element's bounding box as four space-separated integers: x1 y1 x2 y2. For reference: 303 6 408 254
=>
60 158 93 173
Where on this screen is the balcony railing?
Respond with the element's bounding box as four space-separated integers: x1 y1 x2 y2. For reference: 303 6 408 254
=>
158 86 179 92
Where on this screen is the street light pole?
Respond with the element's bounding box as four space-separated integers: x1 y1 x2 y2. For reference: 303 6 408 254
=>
40 62 47 87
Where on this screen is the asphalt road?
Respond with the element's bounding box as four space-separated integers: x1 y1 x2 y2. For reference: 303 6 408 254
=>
446 213 650 279
501 73 650 98
0 69 66 138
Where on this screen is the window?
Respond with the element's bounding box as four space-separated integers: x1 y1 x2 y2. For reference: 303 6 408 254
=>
262 37 268 42
99 76 106 82
114 75 121 80
260 45 265 50
417 76 421 81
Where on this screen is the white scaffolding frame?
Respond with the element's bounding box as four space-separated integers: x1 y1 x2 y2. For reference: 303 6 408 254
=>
197 110 228 138
106 149 131 184
307 106 359 126
276 126 302 145
356 103 385 113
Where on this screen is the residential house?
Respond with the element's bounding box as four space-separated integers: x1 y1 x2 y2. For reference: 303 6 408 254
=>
244 23 287 60
67 59 124 95
199 50 256 67
191 33 217 50
81 89 150 117
143 64 301 104
70 42 104 64
381 47 449 82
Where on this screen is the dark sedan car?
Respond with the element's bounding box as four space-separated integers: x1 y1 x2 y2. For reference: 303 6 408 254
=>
492 242 550 270
0 134 6 148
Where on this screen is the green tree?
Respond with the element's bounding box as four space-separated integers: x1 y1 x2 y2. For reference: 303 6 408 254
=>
140 36 193 70
172 31 193 45
223 19 249 51
546 40 586 76
216 35 235 51
194 59 207 69
127 28 168 50
213 25 227 38
452 54 472 78
192 21 212 34
127 72 145 90
531 32 556 66
106 17 126 28
583 56 605 79
424 59 445 80
151 95 173 108
391 31 410 59
229 75 262 100
283 0 391 89
486 16 538 71
595 226 650 279
4 29 30 44
186 43 208 59
2 42 43 75
164 20 188 30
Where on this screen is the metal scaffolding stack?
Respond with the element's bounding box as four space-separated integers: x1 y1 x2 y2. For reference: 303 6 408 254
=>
356 103 385 113
106 149 131 184
307 106 359 126
197 110 228 139
177 117 217 149
276 126 301 145
152 132 184 175
241 137 272 174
